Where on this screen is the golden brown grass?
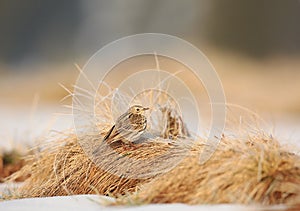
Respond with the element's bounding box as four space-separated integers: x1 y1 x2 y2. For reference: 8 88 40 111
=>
8 135 163 198
115 136 300 206
6 127 300 207
6 126 192 199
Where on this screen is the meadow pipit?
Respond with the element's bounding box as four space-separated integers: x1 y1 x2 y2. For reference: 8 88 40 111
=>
103 105 149 144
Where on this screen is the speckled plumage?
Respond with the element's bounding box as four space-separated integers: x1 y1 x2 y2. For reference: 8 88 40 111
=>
103 105 149 144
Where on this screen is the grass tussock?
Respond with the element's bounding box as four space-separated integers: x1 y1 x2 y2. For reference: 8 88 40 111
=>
8 129 300 206
116 136 300 206
8 133 183 198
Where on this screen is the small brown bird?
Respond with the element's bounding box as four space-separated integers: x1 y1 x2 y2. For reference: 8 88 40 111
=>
103 105 149 144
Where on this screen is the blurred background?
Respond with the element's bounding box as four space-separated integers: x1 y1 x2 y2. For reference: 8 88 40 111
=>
1 0 300 150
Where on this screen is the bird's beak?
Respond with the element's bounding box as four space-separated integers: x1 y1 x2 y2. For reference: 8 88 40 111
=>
143 107 149 111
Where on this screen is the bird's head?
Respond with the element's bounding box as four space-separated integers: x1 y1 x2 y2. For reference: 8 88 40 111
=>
129 105 149 115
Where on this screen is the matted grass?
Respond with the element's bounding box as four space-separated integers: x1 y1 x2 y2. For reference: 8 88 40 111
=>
6 127 191 199
7 130 300 207
8 135 166 198
115 136 300 206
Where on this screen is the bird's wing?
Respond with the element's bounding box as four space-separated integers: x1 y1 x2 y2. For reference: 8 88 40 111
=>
103 125 116 141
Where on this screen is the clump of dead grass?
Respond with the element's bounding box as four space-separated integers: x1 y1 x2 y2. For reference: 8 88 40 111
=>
8 127 300 206
115 135 300 206
8 133 187 198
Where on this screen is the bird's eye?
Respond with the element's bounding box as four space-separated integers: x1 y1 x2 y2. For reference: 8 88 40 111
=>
136 108 140 111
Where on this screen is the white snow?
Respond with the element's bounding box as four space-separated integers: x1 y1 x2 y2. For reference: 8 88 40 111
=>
0 194 275 211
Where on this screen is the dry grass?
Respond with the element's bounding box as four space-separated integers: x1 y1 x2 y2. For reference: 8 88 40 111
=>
6 127 300 206
7 130 191 199
116 136 300 206
7 136 154 198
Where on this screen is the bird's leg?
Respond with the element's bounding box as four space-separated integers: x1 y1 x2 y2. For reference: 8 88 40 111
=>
129 142 138 150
